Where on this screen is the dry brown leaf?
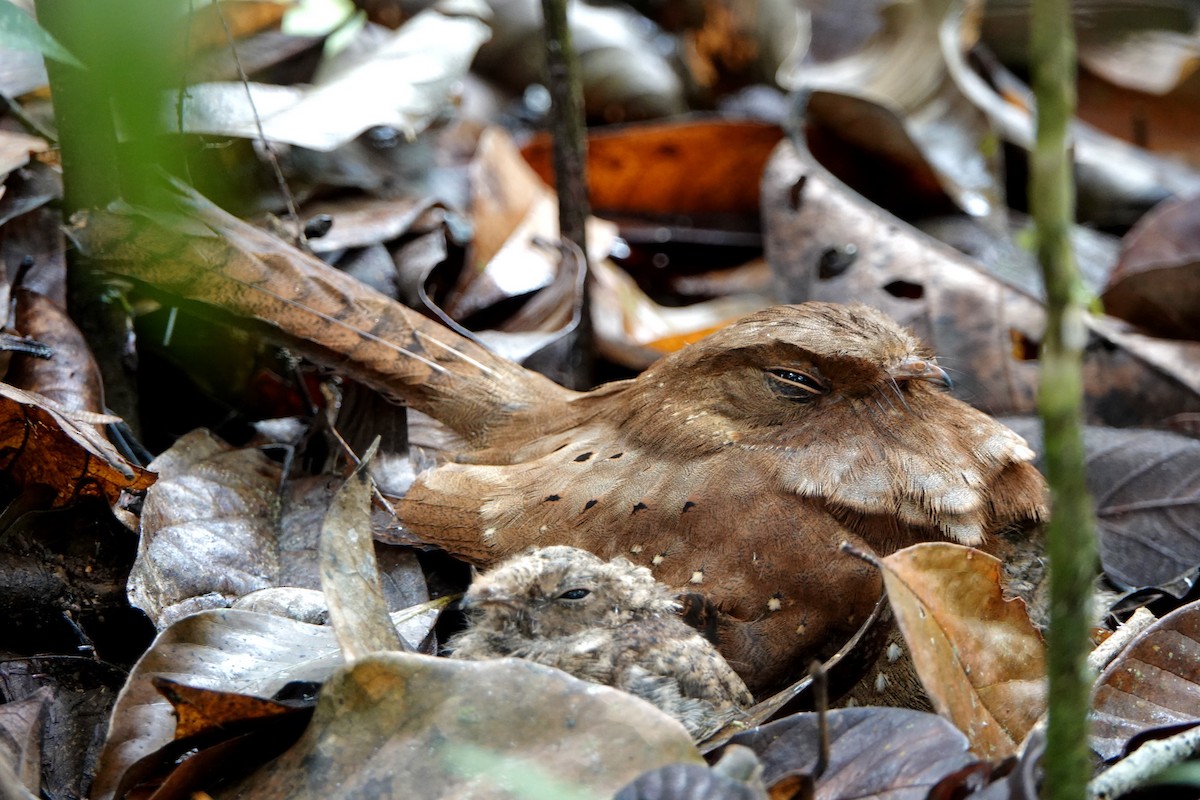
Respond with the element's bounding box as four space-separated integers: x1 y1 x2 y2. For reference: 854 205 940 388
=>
0 129 48 176
878 542 1046 759
1092 599 1200 760
0 382 151 506
219 652 701 799
319 441 405 659
185 0 288 53
455 127 614 317
154 678 300 740
590 257 773 369
7 289 104 420
1075 67 1200 166
1080 29 1200 96
1103 193 1200 341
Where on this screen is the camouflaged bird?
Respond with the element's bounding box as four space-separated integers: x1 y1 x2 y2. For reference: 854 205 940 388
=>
399 302 1047 693
73 207 1046 695
448 546 754 740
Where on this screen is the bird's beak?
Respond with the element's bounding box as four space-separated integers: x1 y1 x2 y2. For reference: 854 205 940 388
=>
460 587 516 612
890 356 952 389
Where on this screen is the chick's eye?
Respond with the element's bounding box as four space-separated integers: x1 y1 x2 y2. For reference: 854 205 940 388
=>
558 588 591 601
766 368 828 401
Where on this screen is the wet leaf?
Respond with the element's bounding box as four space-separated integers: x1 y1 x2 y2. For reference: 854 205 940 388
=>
1091 599 1200 760
217 652 701 799
90 603 444 800
129 430 429 629
111 688 311 800
778 0 1002 220
1103 193 1200 341
944 1 1200 226
728 707 977 799
176 3 490 150
878 543 1047 758
615 745 765 800
129 430 282 628
0 382 152 506
0 655 125 800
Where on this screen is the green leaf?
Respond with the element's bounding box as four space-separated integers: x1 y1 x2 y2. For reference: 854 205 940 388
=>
0 1 84 69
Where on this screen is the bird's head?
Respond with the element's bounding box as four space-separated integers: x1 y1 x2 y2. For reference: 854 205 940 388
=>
626 302 1046 546
460 546 679 638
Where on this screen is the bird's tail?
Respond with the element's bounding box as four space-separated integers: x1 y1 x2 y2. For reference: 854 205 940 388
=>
67 182 572 446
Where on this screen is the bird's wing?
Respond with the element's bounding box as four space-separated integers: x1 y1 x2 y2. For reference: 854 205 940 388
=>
70 183 576 449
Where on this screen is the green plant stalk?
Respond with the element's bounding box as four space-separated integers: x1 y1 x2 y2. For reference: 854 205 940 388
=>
1029 2 1097 799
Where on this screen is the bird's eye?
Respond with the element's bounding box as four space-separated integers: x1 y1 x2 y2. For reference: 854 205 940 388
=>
765 368 828 401
558 588 591 601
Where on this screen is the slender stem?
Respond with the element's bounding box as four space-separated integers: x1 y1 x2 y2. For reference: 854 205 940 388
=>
1029 2 1096 799
539 0 589 253
540 0 592 389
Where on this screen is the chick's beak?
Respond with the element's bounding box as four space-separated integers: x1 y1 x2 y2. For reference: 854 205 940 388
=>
461 586 508 611
890 356 953 389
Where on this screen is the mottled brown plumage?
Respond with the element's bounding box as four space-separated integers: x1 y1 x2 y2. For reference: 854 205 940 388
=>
400 302 1047 693
76 202 1045 693
448 546 753 740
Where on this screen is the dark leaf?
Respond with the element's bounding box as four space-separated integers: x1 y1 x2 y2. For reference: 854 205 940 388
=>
1103 194 1200 341
1003 419 1200 592
1091 598 1200 760
728 707 977 800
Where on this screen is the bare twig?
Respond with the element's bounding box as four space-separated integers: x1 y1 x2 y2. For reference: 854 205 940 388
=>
1086 608 1156 674
1089 725 1200 800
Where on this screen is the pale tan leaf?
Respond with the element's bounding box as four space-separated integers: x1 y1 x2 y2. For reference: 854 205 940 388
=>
320 440 405 659
220 652 701 799
879 542 1047 759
